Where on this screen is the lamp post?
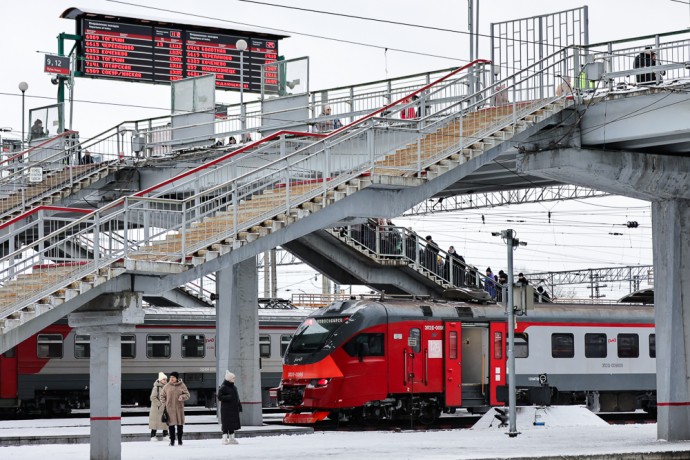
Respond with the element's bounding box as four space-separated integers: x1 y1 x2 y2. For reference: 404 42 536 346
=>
235 39 248 136
18 81 28 148
492 229 527 438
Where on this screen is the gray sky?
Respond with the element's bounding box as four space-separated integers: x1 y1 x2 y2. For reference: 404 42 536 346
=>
1 0 673 298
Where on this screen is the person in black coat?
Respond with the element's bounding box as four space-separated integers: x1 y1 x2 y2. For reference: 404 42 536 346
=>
218 370 242 445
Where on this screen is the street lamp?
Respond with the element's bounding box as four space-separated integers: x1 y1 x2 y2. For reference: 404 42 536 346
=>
18 81 28 148
235 39 248 136
491 229 527 438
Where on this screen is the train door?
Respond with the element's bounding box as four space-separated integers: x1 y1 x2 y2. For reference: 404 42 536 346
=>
0 347 18 400
489 322 508 405
387 323 439 395
444 321 462 406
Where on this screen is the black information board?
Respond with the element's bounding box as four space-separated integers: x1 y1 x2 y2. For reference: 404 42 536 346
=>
76 18 279 93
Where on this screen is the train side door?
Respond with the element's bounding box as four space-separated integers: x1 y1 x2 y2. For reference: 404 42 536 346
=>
444 321 462 406
489 322 508 405
0 347 18 400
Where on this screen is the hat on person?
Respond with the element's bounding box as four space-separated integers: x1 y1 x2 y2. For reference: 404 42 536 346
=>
486 267 492 273
169 371 179 379
225 370 236 383
158 372 167 381
426 235 432 241
518 272 525 277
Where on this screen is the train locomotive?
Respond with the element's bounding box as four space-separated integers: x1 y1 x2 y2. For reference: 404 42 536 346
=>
277 296 656 424
0 301 309 415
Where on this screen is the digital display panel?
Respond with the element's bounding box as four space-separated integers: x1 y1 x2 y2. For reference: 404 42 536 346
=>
76 17 280 93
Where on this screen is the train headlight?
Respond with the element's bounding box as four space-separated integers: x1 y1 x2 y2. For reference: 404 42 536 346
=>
307 378 331 389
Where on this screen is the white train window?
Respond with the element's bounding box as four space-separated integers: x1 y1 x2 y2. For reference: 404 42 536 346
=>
74 334 90 359
585 333 607 358
280 335 292 357
260 335 271 358
514 333 529 358
181 334 205 358
649 334 656 358
617 333 639 358
37 334 63 359
551 333 574 358
121 335 136 359
147 334 171 359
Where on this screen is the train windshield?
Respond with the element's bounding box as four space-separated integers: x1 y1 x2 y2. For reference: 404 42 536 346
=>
288 317 347 353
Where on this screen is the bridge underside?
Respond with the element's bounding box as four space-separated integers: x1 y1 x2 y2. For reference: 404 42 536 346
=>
519 145 690 441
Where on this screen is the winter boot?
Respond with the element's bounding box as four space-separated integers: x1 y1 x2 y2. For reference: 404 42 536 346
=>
169 426 176 446
177 425 184 446
151 430 157 442
222 434 229 445
229 433 238 445
163 430 168 437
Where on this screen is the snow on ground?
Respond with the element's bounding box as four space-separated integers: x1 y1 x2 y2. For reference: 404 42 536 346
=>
2 408 690 459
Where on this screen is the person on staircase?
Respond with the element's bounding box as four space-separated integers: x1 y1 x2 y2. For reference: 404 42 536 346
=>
148 372 169 441
160 371 190 446
218 370 243 445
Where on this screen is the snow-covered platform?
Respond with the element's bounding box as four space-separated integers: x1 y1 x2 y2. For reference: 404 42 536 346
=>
0 414 311 446
1 408 690 459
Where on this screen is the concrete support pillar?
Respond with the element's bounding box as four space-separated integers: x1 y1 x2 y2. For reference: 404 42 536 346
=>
68 293 143 460
216 257 261 426
652 199 690 441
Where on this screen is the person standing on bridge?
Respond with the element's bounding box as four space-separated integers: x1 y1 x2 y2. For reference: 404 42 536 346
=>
148 372 169 441
160 371 190 446
218 370 242 445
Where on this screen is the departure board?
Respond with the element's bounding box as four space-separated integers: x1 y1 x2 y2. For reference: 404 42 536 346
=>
76 17 280 93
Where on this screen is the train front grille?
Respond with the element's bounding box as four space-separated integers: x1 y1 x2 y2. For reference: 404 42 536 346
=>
278 385 305 406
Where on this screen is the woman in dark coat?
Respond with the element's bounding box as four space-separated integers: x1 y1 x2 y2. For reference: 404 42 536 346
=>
218 370 242 445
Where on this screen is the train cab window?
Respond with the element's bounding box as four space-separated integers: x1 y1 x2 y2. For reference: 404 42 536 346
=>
514 333 529 358
259 335 271 358
649 334 656 358
585 333 607 358
551 333 574 358
2 347 16 358
181 334 205 358
147 334 171 359
617 333 639 358
37 334 63 358
121 335 136 359
343 333 385 358
74 335 91 359
280 335 292 357
409 328 421 353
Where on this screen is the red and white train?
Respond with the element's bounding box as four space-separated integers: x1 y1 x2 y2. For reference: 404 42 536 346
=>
0 301 309 415
278 296 656 424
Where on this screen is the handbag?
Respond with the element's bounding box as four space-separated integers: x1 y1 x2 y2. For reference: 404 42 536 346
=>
161 407 169 424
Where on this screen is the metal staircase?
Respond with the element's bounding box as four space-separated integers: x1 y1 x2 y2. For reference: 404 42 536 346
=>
0 50 578 352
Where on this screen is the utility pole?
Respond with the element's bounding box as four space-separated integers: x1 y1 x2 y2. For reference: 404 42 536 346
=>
492 229 527 438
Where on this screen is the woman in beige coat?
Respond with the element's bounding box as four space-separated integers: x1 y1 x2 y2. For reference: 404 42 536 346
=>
160 371 190 446
148 372 169 441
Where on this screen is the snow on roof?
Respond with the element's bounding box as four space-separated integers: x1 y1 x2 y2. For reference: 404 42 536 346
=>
60 7 288 39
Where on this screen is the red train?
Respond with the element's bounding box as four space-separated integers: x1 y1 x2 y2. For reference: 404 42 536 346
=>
278 296 656 424
0 303 308 416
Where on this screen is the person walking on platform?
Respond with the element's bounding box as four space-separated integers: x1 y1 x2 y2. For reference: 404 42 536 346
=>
160 371 190 446
218 370 243 445
148 372 169 441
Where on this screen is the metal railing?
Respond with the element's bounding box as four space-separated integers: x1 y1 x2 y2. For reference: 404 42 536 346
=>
0 51 576 321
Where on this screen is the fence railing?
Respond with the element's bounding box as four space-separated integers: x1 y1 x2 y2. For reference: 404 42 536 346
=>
0 50 577 320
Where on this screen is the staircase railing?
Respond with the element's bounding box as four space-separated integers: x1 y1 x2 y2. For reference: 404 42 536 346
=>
0 48 575 321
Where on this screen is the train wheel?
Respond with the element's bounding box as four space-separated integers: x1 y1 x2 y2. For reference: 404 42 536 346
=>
418 405 439 426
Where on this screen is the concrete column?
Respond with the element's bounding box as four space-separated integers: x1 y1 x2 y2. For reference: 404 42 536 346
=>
652 199 690 441
68 293 143 460
216 257 261 426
